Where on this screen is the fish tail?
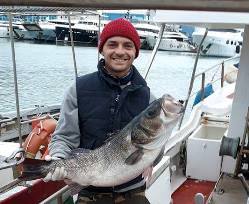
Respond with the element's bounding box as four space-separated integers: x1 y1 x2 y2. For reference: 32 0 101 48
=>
18 158 50 181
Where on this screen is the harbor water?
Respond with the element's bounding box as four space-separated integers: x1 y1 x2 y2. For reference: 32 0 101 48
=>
0 38 227 114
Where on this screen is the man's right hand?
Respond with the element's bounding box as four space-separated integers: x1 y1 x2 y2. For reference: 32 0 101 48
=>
43 155 68 182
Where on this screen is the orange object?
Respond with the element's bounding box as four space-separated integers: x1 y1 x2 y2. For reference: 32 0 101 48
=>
23 118 57 159
31 117 40 129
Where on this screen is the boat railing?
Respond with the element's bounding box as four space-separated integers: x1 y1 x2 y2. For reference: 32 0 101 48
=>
0 112 60 125
179 53 239 128
190 55 240 99
0 109 60 141
194 55 239 79
39 185 70 204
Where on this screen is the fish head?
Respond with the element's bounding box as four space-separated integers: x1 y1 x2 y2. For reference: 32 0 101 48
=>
161 94 184 124
131 94 184 149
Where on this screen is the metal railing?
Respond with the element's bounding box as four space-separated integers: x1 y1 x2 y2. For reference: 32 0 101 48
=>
178 28 208 128
190 55 239 99
177 55 240 130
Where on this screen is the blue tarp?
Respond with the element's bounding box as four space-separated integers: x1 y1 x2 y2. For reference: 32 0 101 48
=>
193 83 214 106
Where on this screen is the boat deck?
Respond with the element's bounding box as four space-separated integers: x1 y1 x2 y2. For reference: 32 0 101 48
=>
172 179 215 204
210 174 248 204
171 173 248 204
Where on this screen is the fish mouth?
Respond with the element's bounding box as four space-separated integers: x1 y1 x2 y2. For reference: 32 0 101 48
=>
162 105 184 116
161 94 184 116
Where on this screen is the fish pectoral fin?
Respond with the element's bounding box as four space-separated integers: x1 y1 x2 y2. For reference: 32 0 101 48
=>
68 182 87 195
125 149 144 165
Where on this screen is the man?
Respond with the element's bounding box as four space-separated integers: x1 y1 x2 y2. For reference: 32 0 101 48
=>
45 18 158 203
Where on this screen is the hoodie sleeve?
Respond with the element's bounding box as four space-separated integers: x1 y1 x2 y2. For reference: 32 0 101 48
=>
48 81 80 159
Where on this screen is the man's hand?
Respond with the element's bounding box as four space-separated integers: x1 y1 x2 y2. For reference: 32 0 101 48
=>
43 155 68 182
142 166 153 182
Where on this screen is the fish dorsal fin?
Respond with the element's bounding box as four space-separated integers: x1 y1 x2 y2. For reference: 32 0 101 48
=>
68 182 87 195
125 149 144 165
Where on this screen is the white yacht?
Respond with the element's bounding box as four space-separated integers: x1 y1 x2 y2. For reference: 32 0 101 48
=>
6 21 56 41
192 28 243 57
36 22 56 41
0 22 10 38
132 22 159 49
146 30 196 52
0 21 28 39
55 17 102 45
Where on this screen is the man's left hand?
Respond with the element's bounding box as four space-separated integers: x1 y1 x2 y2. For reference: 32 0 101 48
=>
142 166 153 182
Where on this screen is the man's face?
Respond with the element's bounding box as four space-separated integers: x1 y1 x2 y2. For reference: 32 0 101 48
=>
101 36 136 78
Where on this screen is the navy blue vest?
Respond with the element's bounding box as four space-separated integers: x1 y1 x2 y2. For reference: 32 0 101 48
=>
76 59 150 191
76 59 150 149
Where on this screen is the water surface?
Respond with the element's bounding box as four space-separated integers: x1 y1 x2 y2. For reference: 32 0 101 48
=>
0 38 226 114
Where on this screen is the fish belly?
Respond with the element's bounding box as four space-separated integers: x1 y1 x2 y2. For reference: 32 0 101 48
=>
89 149 160 187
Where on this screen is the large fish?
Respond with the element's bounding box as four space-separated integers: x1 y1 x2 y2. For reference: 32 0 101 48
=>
18 94 183 189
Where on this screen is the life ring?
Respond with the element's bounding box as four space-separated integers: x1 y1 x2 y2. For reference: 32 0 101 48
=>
23 117 57 159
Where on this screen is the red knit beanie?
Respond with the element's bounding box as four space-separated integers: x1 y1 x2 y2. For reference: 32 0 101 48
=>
98 18 140 58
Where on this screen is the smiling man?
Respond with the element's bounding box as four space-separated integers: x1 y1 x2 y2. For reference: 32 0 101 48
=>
101 36 136 77
45 18 156 203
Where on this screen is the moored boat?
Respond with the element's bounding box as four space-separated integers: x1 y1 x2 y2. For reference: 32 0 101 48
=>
146 30 196 52
192 28 243 57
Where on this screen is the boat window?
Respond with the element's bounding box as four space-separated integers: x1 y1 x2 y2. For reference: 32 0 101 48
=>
23 24 42 31
209 29 240 33
135 27 158 34
226 40 229 44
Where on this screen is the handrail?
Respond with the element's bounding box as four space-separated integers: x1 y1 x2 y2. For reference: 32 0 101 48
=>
67 12 78 78
39 185 70 204
0 7 90 13
178 28 208 129
194 55 239 78
144 23 165 80
8 13 22 147
2 113 58 128
189 56 239 99
1 0 249 12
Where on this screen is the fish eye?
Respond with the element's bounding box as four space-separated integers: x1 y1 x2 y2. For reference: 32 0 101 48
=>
146 101 160 118
147 108 157 118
